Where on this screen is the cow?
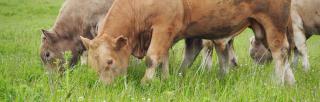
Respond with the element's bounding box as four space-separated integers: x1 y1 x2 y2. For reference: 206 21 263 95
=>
80 0 294 85
249 0 320 72
39 0 114 71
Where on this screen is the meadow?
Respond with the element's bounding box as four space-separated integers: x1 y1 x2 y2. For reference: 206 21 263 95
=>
0 0 319 101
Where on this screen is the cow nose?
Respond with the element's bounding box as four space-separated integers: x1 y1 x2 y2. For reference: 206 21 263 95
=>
42 52 52 62
107 59 113 65
45 52 50 58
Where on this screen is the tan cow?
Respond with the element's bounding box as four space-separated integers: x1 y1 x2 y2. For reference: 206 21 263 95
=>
249 0 320 72
81 0 294 85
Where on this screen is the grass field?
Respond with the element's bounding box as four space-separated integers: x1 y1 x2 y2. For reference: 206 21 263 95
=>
0 0 319 101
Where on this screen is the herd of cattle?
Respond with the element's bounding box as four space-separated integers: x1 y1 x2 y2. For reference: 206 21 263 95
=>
39 0 319 86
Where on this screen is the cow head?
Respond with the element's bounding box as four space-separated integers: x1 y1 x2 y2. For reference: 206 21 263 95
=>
249 36 273 64
80 36 130 84
40 29 83 72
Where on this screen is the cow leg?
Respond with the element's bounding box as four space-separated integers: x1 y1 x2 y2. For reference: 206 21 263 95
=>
161 54 169 79
227 39 238 67
141 27 174 84
263 23 295 85
69 49 83 68
178 38 203 75
201 40 214 71
213 39 230 78
250 20 274 64
80 51 88 65
292 12 309 71
293 32 308 72
292 47 299 68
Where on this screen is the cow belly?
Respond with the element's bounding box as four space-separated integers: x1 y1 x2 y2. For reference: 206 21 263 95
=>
184 20 249 39
183 2 251 39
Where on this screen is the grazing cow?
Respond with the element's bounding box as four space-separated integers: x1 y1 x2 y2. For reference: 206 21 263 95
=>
81 0 294 85
39 0 114 71
249 0 320 72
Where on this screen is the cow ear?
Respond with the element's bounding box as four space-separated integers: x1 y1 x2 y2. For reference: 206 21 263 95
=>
41 29 54 39
80 36 92 49
114 36 128 50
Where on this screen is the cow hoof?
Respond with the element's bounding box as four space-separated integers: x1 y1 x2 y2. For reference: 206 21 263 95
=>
231 58 238 67
161 75 169 80
285 68 296 86
285 76 296 86
291 61 298 69
302 64 310 72
140 77 152 85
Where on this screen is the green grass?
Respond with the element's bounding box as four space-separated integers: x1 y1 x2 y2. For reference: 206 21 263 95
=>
0 0 319 101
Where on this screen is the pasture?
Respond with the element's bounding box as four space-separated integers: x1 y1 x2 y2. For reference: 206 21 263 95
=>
0 0 319 101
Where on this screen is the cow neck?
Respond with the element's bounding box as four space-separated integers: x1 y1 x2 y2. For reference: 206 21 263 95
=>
98 0 151 56
51 11 84 39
